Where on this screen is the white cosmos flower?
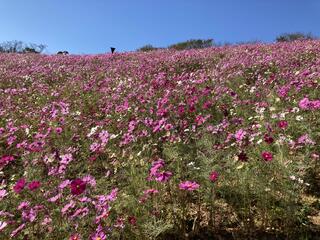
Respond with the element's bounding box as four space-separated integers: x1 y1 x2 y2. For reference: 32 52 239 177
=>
292 107 300 113
289 175 296 181
249 86 256 93
87 126 100 137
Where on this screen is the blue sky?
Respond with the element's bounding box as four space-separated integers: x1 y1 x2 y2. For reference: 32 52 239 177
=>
0 0 319 54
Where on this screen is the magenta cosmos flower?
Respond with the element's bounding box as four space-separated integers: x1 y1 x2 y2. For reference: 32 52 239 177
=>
238 151 248 161
264 134 274 144
28 181 41 191
209 171 219 182
128 215 137 225
179 181 200 191
70 178 86 195
261 151 273 162
277 120 288 129
13 178 26 194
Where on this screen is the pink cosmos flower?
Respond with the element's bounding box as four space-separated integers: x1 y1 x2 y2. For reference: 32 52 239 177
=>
178 105 185 115
155 171 172 182
0 155 15 169
149 159 165 177
313 100 320 109
69 234 81 240
298 97 312 110
195 115 205 125
28 141 44 152
60 153 73 165
298 97 320 110
209 171 219 182
277 85 290 98
151 159 165 168
82 175 96 187
70 207 89 219
114 217 125 229
179 181 200 191
41 216 52 226
61 200 76 215
143 188 159 195
91 225 106 240
90 142 101 152
140 188 159 203
59 180 71 189
22 208 37 222
99 130 109 144
7 135 17 146
261 151 273 161
311 153 319 160
28 181 41 191
13 178 26 194
18 201 30 210
55 127 63 134
48 193 62 202
164 123 173 131
106 188 118 201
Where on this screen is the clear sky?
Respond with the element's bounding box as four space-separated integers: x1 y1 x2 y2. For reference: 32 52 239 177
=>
0 0 319 54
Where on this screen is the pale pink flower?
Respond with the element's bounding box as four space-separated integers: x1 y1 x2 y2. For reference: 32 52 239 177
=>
62 200 76 215
235 129 247 141
82 175 96 187
48 193 62 202
60 153 73 165
18 201 30 210
22 208 37 222
41 216 52 226
59 180 71 189
10 223 26 237
0 221 8 232
0 189 7 200
297 134 315 145
106 188 118 202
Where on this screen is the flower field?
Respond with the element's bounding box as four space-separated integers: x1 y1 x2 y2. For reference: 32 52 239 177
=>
0 40 319 239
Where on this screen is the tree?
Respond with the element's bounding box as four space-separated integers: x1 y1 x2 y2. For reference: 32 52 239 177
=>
168 39 214 50
276 32 316 42
0 40 24 53
137 44 158 52
57 51 69 55
0 40 47 53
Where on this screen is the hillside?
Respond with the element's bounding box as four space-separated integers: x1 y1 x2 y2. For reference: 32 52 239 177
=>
0 41 319 239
